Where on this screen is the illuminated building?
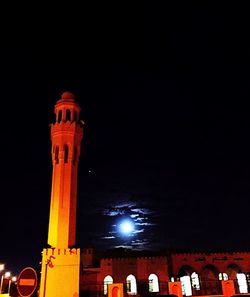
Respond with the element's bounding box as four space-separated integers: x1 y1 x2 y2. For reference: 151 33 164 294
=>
39 92 84 297
80 247 250 296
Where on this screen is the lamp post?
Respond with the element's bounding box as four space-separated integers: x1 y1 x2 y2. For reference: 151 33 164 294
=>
0 264 5 294
0 275 3 294
8 276 16 295
0 271 11 294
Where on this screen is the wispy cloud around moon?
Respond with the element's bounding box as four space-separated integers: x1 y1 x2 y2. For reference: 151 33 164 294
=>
95 198 156 250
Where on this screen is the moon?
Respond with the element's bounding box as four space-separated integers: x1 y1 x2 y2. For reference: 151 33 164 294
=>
118 219 134 235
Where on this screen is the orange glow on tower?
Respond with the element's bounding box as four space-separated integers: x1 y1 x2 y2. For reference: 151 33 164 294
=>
39 92 83 297
48 91 83 248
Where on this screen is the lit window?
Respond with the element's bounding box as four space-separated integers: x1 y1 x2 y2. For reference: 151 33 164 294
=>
219 273 228 281
180 275 192 296
237 273 248 293
148 273 159 292
191 272 200 290
247 274 250 285
104 275 113 295
126 274 137 295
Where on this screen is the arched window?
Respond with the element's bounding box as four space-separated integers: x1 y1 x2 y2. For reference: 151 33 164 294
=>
191 272 200 290
104 275 113 295
218 273 228 280
226 263 241 280
66 109 71 122
201 264 220 295
64 145 69 163
126 274 137 295
55 146 59 164
180 275 192 296
58 110 62 123
237 273 248 293
148 273 159 293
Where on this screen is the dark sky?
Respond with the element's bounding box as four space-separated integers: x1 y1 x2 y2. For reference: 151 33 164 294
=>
1 2 250 276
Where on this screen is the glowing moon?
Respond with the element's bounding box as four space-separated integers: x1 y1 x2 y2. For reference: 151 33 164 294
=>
119 219 134 235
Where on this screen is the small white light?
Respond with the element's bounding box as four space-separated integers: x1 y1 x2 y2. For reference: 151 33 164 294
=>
5 272 11 278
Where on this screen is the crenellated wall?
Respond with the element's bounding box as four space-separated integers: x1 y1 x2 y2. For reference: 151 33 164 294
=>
81 249 250 296
98 256 169 284
171 252 250 277
40 248 80 297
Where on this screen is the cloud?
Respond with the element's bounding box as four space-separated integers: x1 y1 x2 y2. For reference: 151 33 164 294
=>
90 197 158 251
103 209 126 216
134 217 144 221
102 201 138 216
131 240 148 246
114 245 133 249
131 208 153 215
130 214 139 218
135 222 156 226
133 229 144 234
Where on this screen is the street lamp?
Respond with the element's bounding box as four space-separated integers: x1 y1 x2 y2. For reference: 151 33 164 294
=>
0 264 5 294
8 276 16 295
5 271 11 278
0 271 11 294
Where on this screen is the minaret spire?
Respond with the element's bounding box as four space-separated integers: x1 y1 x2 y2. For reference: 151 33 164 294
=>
48 91 84 248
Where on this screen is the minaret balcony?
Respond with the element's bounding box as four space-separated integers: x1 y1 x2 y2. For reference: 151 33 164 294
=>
51 121 83 136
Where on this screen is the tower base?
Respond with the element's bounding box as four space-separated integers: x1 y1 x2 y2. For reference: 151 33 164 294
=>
39 248 80 297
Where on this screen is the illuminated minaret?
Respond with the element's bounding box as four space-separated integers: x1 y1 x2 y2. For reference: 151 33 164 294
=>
39 92 83 297
48 91 83 248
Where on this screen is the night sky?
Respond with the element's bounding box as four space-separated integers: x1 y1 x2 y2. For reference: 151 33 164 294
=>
1 3 250 276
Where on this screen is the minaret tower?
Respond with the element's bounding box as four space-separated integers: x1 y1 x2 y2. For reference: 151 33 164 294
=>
48 91 83 248
39 92 83 297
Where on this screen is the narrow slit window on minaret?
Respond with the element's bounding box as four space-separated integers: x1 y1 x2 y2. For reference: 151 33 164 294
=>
55 146 59 164
58 110 62 123
64 145 69 163
66 109 71 122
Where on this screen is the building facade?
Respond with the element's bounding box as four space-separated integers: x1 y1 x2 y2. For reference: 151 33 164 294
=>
80 247 250 297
